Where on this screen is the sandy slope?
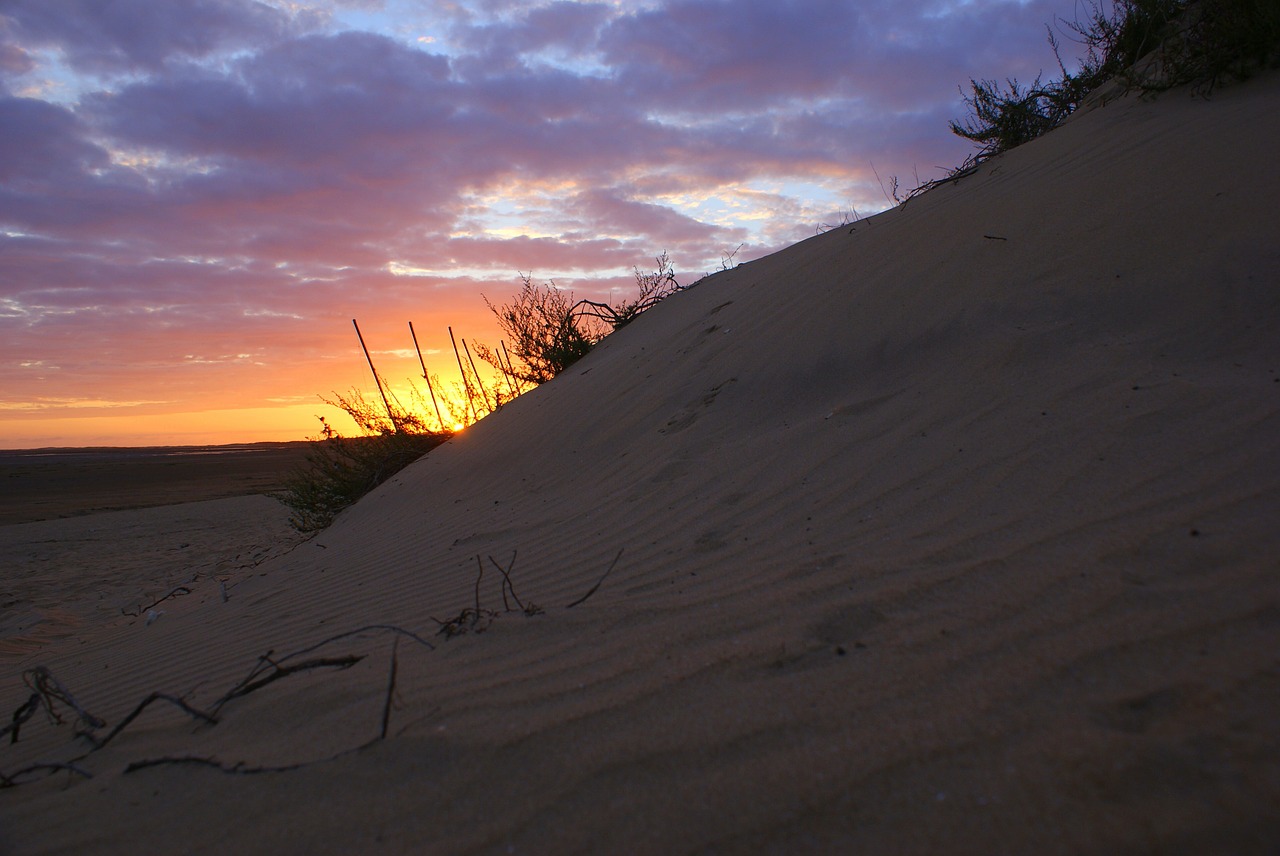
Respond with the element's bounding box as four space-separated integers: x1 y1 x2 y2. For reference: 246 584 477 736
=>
2 72 1278 854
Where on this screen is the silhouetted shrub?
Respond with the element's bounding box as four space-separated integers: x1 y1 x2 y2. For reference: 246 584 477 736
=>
278 390 448 531
950 0 1280 164
572 251 684 330
948 75 1072 161
480 275 599 387
477 253 684 388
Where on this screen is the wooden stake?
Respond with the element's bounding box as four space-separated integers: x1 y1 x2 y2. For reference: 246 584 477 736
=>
461 337 493 413
499 341 520 396
448 326 478 424
353 319 398 430
409 321 447 432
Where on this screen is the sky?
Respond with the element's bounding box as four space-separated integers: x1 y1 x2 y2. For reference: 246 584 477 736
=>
0 0 1087 448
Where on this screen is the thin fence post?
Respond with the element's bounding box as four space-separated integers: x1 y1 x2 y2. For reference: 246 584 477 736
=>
448 326 478 424
409 321 447 432
461 338 494 414
353 318 398 430
499 341 520 396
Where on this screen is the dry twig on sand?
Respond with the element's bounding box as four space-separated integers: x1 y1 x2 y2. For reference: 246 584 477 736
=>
1 761 93 787
432 552 551 636
489 552 543 616
379 637 399 740
122 584 192 617
2 694 41 745
566 548 624 609
2 668 211 787
431 557 499 637
4 557 621 786
212 624 435 716
82 693 218 750
125 755 323 776
211 655 364 716
22 667 106 731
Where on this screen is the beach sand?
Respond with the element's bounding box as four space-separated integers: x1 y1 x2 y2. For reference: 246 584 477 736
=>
1 73 1277 854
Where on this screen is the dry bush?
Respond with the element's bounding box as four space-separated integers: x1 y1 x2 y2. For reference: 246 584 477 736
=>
478 274 599 387
278 390 449 532
476 254 684 388
949 0 1280 165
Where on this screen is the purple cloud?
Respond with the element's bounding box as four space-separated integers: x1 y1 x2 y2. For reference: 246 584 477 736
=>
0 96 108 184
0 40 33 77
0 0 1088 443
1 0 303 73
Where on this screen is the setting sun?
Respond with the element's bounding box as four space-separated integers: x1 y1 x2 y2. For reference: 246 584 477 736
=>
0 0 1092 450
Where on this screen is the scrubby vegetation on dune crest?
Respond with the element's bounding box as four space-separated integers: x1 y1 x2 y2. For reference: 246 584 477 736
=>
950 0 1280 165
474 251 684 388
278 392 450 532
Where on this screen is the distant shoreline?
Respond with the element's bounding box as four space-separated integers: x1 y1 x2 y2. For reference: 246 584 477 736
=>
0 441 314 526
0 440 310 460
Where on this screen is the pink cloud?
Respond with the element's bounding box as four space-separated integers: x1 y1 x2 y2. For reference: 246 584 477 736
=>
0 0 1088 444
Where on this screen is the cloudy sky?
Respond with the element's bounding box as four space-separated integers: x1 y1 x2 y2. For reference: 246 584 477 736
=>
0 0 1084 447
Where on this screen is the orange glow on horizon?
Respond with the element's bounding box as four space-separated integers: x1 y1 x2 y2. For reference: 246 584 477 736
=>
0 301 520 449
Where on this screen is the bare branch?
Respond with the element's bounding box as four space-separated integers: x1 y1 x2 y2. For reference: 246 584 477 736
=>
82 693 218 751
566 549 624 609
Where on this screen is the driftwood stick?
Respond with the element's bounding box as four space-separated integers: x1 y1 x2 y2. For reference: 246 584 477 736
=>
212 626 434 714
122 584 192 617
0 761 93 788
125 756 305 776
566 548 624 609
494 555 511 612
461 337 494 413
1 622 441 791
23 667 106 730
2 694 40 745
83 693 218 750
125 740 371 776
215 650 278 713
212 656 363 713
409 321 447 432
354 318 398 429
380 637 399 740
126 756 236 774
489 553 541 615
449 326 478 423
499 340 520 396
488 552 526 612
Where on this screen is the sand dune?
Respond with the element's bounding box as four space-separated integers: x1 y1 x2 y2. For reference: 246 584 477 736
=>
2 72 1278 854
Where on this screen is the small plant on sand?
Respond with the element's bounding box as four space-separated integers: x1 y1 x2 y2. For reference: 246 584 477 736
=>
571 251 684 330
278 390 449 532
948 74 1074 163
478 274 599 387
476 253 684 387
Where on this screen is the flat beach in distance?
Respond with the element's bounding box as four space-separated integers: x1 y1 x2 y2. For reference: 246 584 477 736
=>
0 445 310 681
0 442 313 525
2 71 1278 854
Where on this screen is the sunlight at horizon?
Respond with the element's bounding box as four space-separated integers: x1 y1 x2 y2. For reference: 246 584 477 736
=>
0 0 1083 448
